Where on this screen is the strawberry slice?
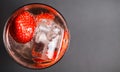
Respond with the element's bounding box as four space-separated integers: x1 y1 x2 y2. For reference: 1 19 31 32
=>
35 13 54 25
10 11 36 43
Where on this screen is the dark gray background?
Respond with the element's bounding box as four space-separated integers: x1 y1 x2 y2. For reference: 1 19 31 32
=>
1 0 120 72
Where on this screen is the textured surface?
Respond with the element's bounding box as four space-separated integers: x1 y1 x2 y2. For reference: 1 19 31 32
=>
1 0 120 72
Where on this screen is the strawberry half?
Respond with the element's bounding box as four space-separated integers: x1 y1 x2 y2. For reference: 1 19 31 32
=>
10 11 36 43
36 13 54 25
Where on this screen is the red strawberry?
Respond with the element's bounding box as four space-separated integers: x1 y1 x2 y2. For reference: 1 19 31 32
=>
36 13 54 25
10 11 36 43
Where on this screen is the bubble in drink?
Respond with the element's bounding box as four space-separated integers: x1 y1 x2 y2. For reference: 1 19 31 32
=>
3 3 70 69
